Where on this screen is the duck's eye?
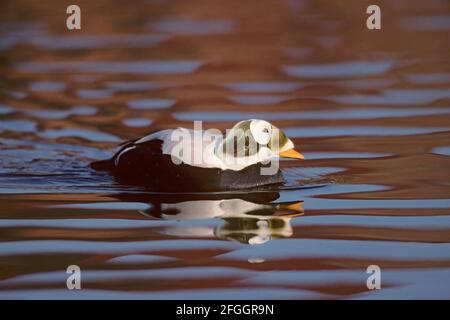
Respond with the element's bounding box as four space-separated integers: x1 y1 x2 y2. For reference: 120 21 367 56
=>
250 120 272 145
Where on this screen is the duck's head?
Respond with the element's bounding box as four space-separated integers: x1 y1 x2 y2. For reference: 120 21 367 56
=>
217 119 304 169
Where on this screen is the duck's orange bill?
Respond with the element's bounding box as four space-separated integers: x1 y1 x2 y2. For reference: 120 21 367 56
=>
284 202 304 212
279 148 305 159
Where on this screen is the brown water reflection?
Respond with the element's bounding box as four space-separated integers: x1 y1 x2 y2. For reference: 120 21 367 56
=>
0 0 450 299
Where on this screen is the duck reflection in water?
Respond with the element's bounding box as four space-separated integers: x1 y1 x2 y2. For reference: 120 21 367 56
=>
115 191 304 245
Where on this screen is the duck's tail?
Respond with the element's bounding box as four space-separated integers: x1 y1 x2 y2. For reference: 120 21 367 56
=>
90 159 114 171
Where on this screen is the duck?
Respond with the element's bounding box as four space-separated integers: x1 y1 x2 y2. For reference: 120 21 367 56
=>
91 119 304 191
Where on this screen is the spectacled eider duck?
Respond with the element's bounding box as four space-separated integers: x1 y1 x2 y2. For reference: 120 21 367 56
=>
91 119 304 191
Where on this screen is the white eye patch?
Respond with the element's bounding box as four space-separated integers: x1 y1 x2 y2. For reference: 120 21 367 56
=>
250 120 271 145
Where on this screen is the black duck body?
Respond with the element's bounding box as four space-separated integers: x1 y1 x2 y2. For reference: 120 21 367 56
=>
91 140 284 192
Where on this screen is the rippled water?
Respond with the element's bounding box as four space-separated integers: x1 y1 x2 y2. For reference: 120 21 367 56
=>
0 0 450 299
